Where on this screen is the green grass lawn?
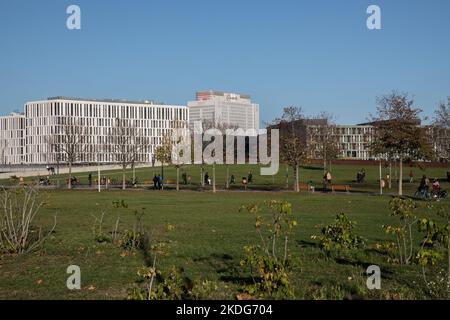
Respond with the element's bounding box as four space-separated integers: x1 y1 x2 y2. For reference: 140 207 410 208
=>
0 188 449 300
4 162 450 196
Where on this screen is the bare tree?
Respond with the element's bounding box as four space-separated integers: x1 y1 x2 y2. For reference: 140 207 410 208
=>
307 112 341 173
370 92 432 196
47 117 88 189
0 139 8 166
199 119 241 192
432 97 450 162
271 106 309 192
109 118 150 190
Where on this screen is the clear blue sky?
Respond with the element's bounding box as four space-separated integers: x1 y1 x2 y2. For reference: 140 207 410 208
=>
1 0 449 124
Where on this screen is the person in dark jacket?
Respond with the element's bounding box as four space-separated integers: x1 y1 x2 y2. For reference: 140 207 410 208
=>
153 174 158 190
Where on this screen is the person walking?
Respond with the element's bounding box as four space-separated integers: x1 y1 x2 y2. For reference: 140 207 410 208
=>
419 175 430 193
326 171 332 184
158 174 163 190
409 170 414 183
88 173 92 187
153 174 158 190
248 171 253 184
204 172 209 185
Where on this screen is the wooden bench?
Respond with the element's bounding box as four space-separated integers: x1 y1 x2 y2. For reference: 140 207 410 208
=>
299 183 315 192
143 179 176 186
331 185 351 193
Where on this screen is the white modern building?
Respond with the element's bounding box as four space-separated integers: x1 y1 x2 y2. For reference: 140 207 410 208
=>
306 122 375 160
188 91 260 133
334 125 374 160
0 112 25 165
24 97 188 165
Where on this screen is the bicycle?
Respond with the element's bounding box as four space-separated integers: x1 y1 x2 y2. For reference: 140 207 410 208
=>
414 188 430 200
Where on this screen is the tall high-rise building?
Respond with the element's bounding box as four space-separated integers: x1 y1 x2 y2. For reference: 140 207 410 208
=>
187 91 260 133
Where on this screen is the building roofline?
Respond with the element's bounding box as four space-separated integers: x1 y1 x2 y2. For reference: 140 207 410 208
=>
196 90 251 100
25 97 187 108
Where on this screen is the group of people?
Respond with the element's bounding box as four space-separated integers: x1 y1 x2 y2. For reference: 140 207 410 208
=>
181 172 191 185
88 174 113 187
417 175 445 199
38 176 51 186
152 174 163 190
202 171 252 186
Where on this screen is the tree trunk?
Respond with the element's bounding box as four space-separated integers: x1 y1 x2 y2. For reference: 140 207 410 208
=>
285 165 289 189
295 165 299 192
394 161 398 183
97 163 101 193
226 165 229 189
213 163 216 193
176 166 179 191
201 166 204 187
68 161 72 190
398 158 403 196
389 162 392 189
56 159 60 188
161 163 164 190
122 164 126 190
379 160 383 195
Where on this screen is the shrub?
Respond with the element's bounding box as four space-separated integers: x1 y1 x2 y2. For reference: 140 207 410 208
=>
382 198 419 265
239 200 297 298
0 188 56 254
128 266 193 300
119 230 146 251
316 213 365 252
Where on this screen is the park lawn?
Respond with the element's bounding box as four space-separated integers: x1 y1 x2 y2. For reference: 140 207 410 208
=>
0 189 448 300
4 162 450 196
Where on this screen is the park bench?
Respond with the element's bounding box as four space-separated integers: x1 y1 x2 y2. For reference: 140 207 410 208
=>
299 183 315 192
165 179 176 185
331 185 351 193
143 179 176 185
